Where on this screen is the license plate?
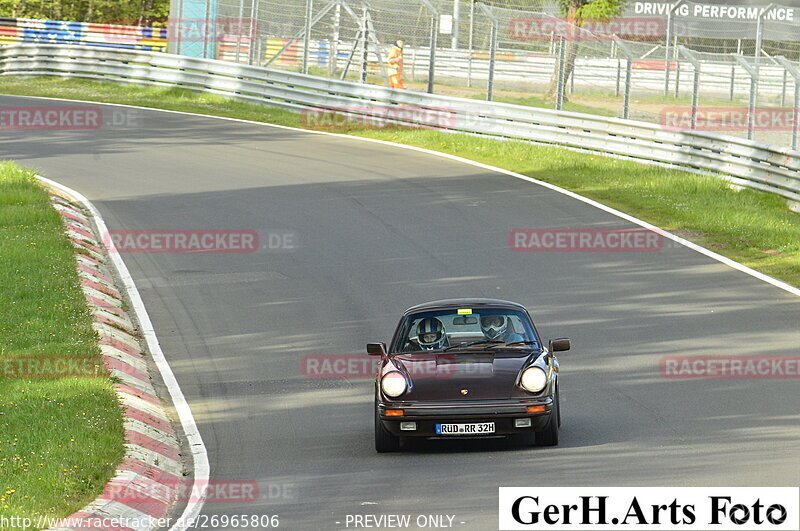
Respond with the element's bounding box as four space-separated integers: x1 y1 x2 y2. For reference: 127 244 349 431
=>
435 422 495 435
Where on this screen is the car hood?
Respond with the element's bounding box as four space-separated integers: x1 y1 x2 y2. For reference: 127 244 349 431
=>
392 350 538 401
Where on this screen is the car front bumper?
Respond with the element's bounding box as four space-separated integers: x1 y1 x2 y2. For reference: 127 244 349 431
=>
377 398 553 437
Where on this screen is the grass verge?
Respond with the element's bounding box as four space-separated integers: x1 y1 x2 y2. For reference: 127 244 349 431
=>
0 162 124 529
0 76 797 289
295 65 762 119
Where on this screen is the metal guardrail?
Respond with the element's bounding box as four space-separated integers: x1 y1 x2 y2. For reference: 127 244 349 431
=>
218 39 797 101
1 43 798 204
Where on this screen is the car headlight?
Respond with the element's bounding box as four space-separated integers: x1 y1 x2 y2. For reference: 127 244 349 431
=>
520 367 547 393
381 371 408 398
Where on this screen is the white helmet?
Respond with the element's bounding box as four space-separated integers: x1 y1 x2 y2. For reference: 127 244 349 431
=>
417 318 446 350
480 315 507 340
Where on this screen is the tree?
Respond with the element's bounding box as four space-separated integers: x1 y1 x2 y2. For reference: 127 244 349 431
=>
0 0 169 25
544 0 625 101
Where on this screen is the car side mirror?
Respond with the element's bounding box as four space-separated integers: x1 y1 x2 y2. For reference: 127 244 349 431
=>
549 338 571 352
367 342 387 356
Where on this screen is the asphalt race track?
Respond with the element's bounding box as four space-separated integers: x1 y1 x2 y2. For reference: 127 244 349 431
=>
2 95 798 530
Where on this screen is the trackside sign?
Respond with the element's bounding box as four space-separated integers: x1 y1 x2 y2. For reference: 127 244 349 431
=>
499 488 799 530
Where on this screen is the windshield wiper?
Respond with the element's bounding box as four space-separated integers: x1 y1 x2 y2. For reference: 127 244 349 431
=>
443 340 504 351
486 340 538 349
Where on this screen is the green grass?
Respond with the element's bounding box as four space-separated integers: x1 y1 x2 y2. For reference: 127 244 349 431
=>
269 63 775 118
0 162 124 529
0 76 797 289
489 94 619 117
479 87 769 120
354 130 799 283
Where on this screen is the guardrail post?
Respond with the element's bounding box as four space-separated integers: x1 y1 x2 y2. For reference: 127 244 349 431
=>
428 16 438 93
794 76 799 151
748 60 759 141
556 36 566 111
452 0 460 50
729 39 741 101
623 59 632 119
732 53 758 140
781 68 787 107
360 5 368 83
570 60 575 94
330 0 341 77
477 3 497 102
679 46 701 129
664 4 671 97
303 0 313 74
775 56 800 150
248 0 259 65
614 37 634 120
691 65 699 129
236 0 245 63
422 0 439 93
487 21 497 101
755 4 773 69
664 0 684 98
748 4 775 139
467 0 474 88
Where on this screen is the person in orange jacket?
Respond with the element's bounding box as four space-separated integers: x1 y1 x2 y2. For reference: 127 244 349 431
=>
387 39 405 89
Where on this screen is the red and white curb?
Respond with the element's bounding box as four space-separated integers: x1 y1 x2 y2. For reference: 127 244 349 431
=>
39 185 207 531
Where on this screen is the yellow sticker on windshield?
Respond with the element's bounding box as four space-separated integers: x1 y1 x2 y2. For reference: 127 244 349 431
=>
457 308 473 315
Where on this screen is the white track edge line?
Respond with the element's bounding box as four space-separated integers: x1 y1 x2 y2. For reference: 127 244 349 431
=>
14 93 798 297
37 175 210 531
15 92 798 298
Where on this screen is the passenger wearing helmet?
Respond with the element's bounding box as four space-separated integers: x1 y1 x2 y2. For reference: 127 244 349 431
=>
480 314 524 343
414 317 449 350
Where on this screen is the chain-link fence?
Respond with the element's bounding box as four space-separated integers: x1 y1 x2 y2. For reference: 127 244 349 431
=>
168 0 800 149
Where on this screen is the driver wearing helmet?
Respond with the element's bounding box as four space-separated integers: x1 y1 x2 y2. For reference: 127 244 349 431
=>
413 317 449 351
480 314 524 343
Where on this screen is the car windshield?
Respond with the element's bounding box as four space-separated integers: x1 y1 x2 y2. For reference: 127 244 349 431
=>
393 307 539 353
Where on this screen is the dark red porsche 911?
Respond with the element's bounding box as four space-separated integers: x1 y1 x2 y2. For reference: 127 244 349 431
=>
368 298 570 452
